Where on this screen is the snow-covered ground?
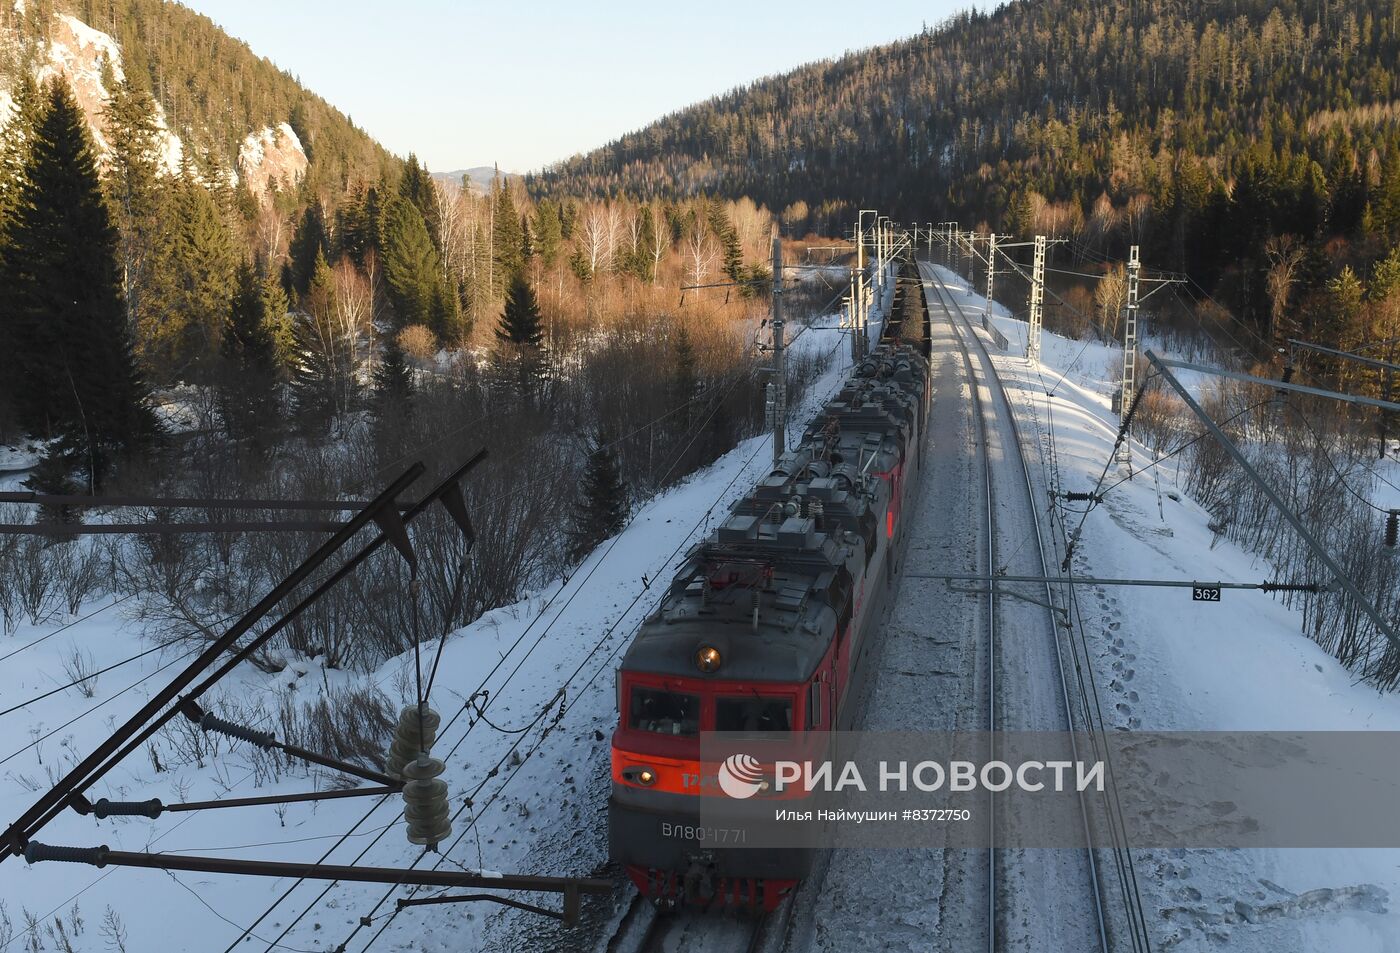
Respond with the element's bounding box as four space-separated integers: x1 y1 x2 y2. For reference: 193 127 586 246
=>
932 264 1400 952
0 320 852 953
5 262 1399 952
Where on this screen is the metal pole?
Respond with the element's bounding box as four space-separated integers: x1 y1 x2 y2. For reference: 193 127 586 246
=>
1144 350 1400 659
1028 235 1046 364
855 221 866 360
1115 245 1142 470
2 463 426 861
21 843 613 896
985 234 999 325
905 572 1328 593
1156 356 1400 414
771 232 786 465
849 269 860 363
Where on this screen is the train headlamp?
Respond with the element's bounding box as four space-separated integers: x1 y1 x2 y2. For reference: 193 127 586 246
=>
695 645 722 673
623 765 657 786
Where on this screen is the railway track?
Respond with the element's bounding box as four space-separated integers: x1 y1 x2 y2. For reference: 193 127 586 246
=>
919 261 1110 953
604 892 794 953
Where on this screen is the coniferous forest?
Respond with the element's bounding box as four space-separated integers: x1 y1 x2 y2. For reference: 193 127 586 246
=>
0 0 842 674
538 0 1400 356
5 0 1400 677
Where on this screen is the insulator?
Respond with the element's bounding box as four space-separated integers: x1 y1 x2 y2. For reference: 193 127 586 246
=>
92 798 163 819
1387 511 1398 548
199 712 274 749
809 499 824 528
23 842 109 867
401 754 451 848
386 704 440 780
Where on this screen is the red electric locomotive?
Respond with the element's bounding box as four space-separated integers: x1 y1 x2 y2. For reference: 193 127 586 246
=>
609 301 932 911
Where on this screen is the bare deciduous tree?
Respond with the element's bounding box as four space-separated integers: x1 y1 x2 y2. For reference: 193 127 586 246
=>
1095 263 1128 339
686 227 718 288
1265 234 1304 344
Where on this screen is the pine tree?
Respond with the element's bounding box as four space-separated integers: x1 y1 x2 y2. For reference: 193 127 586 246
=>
0 79 157 486
568 432 628 562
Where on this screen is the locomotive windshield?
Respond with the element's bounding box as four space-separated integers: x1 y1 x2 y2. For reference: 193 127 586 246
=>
629 686 699 735
716 695 793 732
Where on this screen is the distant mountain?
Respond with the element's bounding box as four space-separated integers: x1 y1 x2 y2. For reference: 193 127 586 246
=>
532 0 1400 322
432 166 518 195
0 0 396 198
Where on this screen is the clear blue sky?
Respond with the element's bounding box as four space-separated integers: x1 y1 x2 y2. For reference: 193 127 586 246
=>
182 0 990 174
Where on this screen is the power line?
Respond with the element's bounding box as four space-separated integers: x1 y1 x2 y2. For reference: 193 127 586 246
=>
0 645 200 767
249 330 851 950
0 594 135 665
0 624 232 719
339 336 852 953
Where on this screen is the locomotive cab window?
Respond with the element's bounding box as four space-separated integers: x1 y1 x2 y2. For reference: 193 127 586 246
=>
716 695 792 732
628 686 699 735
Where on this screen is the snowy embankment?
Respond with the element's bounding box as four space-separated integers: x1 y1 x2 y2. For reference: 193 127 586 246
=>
931 265 1400 952
0 321 850 952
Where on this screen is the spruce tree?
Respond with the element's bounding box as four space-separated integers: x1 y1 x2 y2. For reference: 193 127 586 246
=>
533 199 563 268
382 197 448 335
166 165 237 379
568 432 628 562
373 337 415 412
103 77 172 376
290 252 340 431
0 74 41 228
493 179 525 280
286 200 329 298
261 270 295 370
495 272 544 349
219 261 282 451
0 79 157 486
707 203 744 284
494 272 546 397
399 154 440 247
670 325 699 429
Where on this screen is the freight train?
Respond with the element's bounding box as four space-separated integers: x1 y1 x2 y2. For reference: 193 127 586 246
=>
608 266 931 911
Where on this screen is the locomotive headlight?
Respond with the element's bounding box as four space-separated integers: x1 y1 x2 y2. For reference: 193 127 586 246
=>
695 645 722 673
622 765 657 786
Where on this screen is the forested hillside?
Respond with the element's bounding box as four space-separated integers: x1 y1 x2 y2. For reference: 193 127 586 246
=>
1 0 391 190
537 0 1400 346
0 0 823 676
